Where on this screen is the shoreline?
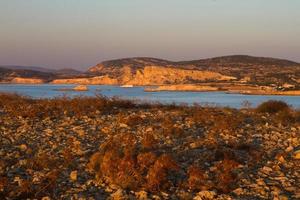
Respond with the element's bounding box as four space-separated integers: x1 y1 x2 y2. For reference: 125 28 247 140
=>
1 82 300 96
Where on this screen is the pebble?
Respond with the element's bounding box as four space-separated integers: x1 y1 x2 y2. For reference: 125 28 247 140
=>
70 170 78 181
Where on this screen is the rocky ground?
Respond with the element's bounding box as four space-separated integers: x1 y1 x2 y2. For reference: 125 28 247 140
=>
0 94 299 200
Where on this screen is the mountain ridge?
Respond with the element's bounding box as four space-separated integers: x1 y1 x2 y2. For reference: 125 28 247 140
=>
89 55 300 73
1 55 300 91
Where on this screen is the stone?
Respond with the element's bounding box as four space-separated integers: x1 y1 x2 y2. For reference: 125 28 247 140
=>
70 171 78 181
285 146 293 152
233 188 244 195
119 123 128 128
135 191 147 200
19 144 27 151
277 155 285 163
293 149 300 159
194 191 216 200
110 189 128 200
261 166 273 174
279 195 289 200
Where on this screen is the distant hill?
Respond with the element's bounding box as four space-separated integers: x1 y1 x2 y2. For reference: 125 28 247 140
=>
0 65 56 73
179 55 299 67
0 66 82 75
0 66 83 83
87 55 300 86
0 67 55 82
1 55 300 87
89 55 300 71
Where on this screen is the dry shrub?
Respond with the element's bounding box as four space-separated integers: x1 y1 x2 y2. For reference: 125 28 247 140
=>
0 93 138 118
212 111 246 132
213 158 239 193
87 135 179 192
295 110 300 123
146 154 179 192
141 133 157 149
86 152 102 173
61 148 74 167
214 147 236 161
187 165 207 191
34 170 59 198
137 152 157 172
256 100 290 114
27 153 59 171
0 176 8 196
124 115 144 127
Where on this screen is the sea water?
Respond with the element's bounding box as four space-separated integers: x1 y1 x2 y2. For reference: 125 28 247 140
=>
0 84 300 108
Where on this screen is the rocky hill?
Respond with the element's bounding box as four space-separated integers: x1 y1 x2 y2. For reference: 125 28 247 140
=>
0 66 83 83
1 55 300 89
0 67 55 83
87 55 300 86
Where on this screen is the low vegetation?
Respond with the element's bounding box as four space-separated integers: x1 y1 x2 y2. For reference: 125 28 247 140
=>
0 93 299 199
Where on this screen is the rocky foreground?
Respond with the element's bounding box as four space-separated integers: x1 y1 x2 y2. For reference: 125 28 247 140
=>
0 94 299 200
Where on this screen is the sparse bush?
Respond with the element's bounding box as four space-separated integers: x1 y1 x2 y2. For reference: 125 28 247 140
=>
213 158 239 193
0 93 138 118
141 133 157 149
187 165 207 191
87 136 179 192
295 110 300 123
256 100 290 114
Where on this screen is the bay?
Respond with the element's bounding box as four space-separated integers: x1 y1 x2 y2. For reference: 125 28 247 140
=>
0 84 300 108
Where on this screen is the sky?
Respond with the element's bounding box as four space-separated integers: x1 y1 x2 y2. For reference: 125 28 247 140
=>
0 0 300 70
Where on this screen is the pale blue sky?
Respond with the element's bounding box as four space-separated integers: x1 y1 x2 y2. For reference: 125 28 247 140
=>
0 0 299 69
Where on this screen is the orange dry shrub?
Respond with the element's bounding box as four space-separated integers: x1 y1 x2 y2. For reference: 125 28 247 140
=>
61 148 74 167
187 165 207 191
145 154 179 192
125 115 144 127
27 153 59 171
213 158 239 193
137 152 157 172
256 100 290 114
87 135 179 192
0 93 139 118
211 111 246 132
0 176 8 197
33 169 60 198
295 110 300 123
141 133 157 149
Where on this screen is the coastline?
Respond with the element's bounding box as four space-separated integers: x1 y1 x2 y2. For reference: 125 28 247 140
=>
1 82 300 96
144 84 300 96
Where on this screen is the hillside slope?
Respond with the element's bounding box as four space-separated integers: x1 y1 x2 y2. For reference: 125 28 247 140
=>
87 55 300 86
1 55 300 88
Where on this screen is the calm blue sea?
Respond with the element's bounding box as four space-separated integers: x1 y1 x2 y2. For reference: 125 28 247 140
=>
0 84 300 108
